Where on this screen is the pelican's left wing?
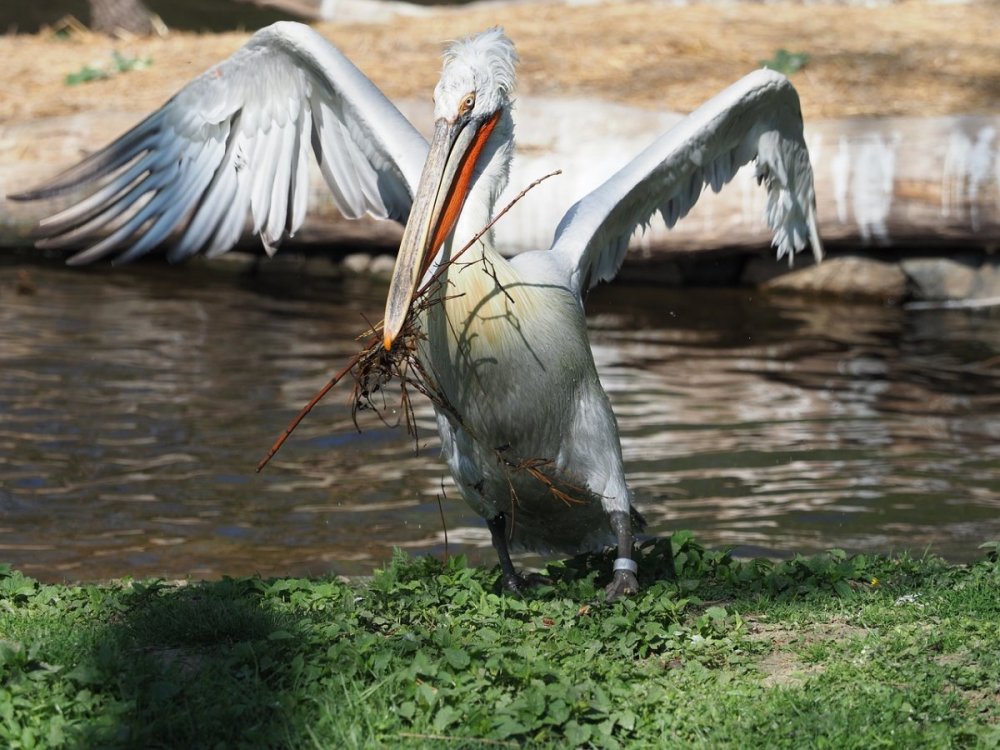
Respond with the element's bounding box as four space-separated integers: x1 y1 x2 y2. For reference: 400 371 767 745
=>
548 69 822 297
10 22 428 264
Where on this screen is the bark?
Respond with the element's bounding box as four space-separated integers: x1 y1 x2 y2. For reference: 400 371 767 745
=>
88 0 156 36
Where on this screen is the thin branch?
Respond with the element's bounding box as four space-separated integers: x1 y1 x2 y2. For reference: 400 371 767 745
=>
255 337 376 473
416 169 562 297
396 733 517 747
255 170 562 475
437 477 450 562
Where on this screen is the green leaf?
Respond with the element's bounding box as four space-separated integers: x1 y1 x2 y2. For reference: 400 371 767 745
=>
493 716 528 739
397 701 416 720
433 705 461 732
617 708 638 732
564 720 591 746
705 606 728 621
833 579 853 598
760 49 810 75
442 647 470 670
416 681 438 708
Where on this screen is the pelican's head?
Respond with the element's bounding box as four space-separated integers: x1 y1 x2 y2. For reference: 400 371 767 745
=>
383 28 518 350
432 27 517 124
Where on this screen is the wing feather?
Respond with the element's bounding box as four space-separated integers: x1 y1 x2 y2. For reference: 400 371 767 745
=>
263 121 297 248
314 103 364 219
35 143 176 238
170 115 243 261
10 22 428 264
549 69 823 296
249 124 280 236
287 108 312 235
207 171 253 258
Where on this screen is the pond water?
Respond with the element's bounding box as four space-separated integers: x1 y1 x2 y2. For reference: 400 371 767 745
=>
1 255 998 582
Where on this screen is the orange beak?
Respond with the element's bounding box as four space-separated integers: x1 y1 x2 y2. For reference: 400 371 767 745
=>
383 110 500 350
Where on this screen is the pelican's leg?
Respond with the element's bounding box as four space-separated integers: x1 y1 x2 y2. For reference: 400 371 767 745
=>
486 513 552 595
605 510 639 601
487 512 528 593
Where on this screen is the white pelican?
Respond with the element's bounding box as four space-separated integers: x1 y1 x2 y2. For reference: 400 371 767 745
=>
13 23 822 599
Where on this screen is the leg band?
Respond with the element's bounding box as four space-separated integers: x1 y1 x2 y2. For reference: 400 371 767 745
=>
613 557 638 574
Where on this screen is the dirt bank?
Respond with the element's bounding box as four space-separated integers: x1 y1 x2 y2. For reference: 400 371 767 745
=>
2 1 996 123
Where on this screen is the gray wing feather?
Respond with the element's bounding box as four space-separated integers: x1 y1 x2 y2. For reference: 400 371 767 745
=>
10 22 428 264
549 69 823 297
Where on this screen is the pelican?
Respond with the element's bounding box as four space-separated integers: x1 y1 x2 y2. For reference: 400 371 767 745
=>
12 23 822 599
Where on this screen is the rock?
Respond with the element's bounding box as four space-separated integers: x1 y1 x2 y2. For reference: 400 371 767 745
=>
341 252 372 274
900 256 979 300
760 255 908 303
971 257 1000 299
368 255 397 277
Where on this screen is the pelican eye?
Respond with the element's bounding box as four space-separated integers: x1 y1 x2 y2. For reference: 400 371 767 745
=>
459 93 476 117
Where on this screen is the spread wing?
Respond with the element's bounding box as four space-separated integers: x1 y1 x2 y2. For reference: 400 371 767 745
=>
10 22 428 265
548 69 823 297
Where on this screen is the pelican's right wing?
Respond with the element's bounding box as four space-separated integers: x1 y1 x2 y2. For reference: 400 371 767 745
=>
10 22 428 265
548 69 822 297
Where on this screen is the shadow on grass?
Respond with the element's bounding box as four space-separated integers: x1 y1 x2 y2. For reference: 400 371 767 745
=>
79 577 317 748
4 537 995 748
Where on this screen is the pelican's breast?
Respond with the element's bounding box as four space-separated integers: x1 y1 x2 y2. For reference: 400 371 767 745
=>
420 250 590 453
418 249 630 551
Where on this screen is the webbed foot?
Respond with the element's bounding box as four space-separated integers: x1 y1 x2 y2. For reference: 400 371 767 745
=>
605 509 640 601
604 569 639 601
489 512 554 597
501 571 554 596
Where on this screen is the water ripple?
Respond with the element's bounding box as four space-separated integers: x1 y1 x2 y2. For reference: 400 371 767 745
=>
1 259 998 581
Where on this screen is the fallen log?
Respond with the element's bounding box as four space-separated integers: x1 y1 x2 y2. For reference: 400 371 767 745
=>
2 100 997 295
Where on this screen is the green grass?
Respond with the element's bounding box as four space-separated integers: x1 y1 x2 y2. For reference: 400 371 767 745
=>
1 534 998 748
760 49 810 76
65 51 152 86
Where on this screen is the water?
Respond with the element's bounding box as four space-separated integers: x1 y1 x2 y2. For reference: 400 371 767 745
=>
1 256 998 582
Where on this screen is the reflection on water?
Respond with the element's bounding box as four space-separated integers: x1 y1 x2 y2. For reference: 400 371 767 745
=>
1 256 998 582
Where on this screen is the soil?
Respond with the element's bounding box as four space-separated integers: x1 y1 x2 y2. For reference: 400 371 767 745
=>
1 0 996 125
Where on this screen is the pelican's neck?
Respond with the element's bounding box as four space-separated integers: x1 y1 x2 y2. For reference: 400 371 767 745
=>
434 107 515 275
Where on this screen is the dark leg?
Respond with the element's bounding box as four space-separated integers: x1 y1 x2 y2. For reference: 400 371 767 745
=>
664 534 677 580
487 513 527 594
487 512 552 595
605 510 639 601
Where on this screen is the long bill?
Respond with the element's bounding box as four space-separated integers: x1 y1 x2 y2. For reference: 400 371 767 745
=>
382 111 500 351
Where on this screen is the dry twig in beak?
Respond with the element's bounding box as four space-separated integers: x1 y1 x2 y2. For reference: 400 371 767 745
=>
255 170 561 473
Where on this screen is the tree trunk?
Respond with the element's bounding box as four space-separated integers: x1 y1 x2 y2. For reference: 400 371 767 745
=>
88 0 156 36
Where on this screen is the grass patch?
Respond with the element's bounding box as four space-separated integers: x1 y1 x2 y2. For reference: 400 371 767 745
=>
1 535 998 748
760 49 810 76
65 51 152 86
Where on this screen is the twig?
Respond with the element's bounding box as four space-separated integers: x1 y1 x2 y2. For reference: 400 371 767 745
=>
255 336 376 473
437 477 449 561
255 170 562 473
458 252 515 304
396 733 517 747
521 461 589 507
416 169 562 297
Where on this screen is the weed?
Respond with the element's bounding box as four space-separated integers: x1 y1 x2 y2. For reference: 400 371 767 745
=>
66 51 152 86
0 539 997 748
761 49 810 76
